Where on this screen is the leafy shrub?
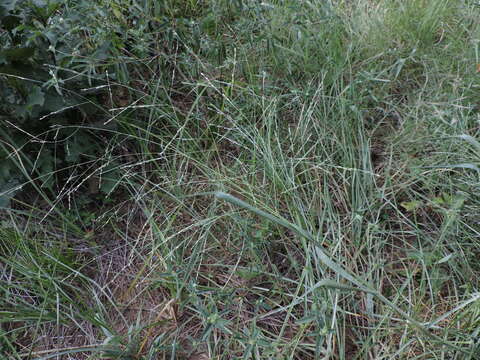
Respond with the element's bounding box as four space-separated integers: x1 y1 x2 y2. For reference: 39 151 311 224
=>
0 0 169 207
0 0 109 206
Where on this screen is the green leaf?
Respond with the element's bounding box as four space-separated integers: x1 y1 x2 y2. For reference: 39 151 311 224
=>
400 200 422 212
0 178 21 209
432 193 466 210
0 47 35 63
432 196 445 206
296 314 318 325
0 15 21 31
0 0 19 15
98 162 122 196
26 85 45 109
236 266 263 280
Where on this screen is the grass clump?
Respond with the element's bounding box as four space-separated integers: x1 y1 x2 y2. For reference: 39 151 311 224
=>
2 0 480 359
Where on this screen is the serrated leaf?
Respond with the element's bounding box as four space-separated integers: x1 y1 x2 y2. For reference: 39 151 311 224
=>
400 200 422 212
26 85 45 109
236 267 263 280
433 193 466 210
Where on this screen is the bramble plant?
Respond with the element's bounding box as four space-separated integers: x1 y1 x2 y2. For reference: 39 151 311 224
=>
0 0 110 206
